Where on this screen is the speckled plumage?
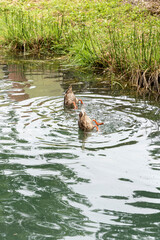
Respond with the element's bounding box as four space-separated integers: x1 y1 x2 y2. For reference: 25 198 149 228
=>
64 86 80 109
78 109 96 131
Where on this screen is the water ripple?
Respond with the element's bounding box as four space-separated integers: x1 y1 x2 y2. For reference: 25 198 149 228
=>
0 65 160 239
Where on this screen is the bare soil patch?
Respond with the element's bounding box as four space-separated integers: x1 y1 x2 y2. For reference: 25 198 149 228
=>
127 0 160 15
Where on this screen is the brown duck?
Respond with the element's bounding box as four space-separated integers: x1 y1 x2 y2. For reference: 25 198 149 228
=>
78 109 104 131
64 85 83 109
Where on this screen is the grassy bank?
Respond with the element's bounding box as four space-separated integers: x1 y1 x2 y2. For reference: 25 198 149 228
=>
0 0 160 97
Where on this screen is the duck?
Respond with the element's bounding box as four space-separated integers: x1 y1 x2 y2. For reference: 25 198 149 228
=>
64 85 83 109
78 109 104 131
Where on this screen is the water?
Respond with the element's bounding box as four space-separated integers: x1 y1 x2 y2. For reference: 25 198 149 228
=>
0 60 159 240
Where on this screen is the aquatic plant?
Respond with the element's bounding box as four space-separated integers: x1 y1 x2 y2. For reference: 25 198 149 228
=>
107 26 160 95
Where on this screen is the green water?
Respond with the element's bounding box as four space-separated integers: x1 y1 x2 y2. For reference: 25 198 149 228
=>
0 60 159 240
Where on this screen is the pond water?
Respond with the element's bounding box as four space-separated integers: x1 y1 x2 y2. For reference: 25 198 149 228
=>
0 58 159 240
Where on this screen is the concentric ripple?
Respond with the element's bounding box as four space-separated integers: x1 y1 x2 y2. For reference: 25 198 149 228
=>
0 63 159 240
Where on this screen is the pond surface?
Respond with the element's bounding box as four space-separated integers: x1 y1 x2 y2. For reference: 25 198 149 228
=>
0 59 159 240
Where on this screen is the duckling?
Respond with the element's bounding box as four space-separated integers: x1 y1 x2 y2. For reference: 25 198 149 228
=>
78 109 104 131
64 85 83 109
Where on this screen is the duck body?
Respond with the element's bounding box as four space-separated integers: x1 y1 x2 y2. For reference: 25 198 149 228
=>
78 109 96 131
64 85 83 109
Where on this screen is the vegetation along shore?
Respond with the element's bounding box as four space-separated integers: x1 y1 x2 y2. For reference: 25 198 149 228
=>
0 0 160 98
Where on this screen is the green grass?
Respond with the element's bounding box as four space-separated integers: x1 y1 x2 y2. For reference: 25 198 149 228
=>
0 0 160 95
0 8 70 54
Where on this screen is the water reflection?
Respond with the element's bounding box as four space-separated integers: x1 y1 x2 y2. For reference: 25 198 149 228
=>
0 60 159 239
96 211 160 239
7 65 30 101
1 164 93 239
78 130 92 150
2 62 64 102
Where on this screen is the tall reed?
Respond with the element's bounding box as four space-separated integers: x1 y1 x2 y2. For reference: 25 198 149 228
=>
106 26 160 93
107 26 160 71
1 8 70 53
69 25 160 93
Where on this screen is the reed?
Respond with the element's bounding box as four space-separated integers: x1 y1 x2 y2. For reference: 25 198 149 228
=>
68 27 102 67
1 8 70 53
106 26 160 94
69 25 160 94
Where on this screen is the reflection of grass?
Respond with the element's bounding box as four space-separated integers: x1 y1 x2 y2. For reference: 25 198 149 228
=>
0 0 160 95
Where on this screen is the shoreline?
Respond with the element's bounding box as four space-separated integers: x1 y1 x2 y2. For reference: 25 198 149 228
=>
0 0 159 98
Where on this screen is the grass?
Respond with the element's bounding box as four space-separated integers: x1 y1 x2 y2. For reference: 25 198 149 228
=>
0 8 69 53
0 0 160 96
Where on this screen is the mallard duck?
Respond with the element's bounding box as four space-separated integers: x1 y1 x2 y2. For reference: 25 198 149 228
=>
64 85 83 109
78 109 104 131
